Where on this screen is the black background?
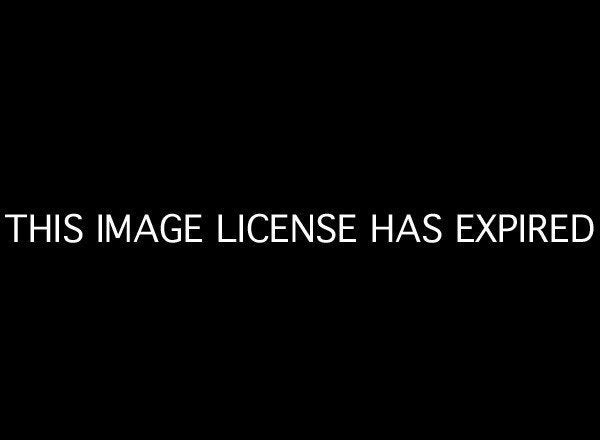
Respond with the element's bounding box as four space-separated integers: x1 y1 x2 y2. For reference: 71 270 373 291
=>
1 6 597 434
